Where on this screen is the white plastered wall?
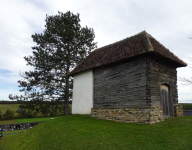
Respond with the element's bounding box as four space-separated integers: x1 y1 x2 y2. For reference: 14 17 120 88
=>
72 70 93 114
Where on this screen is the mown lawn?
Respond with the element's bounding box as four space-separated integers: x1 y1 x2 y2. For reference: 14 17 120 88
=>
1 130 25 137
14 117 62 123
0 130 25 143
2 130 25 135
0 115 192 150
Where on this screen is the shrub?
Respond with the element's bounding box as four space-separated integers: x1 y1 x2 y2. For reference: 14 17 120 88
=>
16 108 27 118
3 109 14 120
0 110 2 120
16 108 40 118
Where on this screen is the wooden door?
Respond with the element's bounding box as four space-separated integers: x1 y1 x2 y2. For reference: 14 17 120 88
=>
160 84 173 117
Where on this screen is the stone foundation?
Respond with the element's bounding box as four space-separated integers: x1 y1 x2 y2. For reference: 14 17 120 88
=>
173 104 183 117
91 107 163 125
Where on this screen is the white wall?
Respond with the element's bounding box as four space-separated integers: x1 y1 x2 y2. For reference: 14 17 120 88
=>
72 70 93 114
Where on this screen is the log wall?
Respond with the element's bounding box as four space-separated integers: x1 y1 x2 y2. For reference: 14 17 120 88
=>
93 57 148 108
93 55 178 108
148 57 178 107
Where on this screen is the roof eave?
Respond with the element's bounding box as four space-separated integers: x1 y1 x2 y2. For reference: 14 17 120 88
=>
148 51 187 67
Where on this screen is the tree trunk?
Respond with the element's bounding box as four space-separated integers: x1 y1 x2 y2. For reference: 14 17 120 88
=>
64 75 69 116
64 50 70 116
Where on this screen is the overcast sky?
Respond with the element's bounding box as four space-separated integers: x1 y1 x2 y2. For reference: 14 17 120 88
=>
0 0 192 103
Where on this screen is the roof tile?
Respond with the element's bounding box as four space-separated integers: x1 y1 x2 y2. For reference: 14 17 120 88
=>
68 31 187 76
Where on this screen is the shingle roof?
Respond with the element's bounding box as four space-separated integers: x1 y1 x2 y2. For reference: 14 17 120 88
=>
68 31 187 76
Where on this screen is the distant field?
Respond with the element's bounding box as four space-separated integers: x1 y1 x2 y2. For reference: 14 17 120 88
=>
0 104 20 116
0 120 20 125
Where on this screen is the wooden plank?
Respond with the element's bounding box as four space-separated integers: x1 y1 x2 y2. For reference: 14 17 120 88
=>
148 58 177 110
93 57 148 107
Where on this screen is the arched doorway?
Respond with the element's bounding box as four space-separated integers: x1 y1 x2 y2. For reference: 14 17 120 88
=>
160 84 173 117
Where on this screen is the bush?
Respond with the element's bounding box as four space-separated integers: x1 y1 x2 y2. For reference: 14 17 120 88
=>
16 108 40 118
0 110 2 120
16 108 28 118
3 109 14 120
15 104 72 119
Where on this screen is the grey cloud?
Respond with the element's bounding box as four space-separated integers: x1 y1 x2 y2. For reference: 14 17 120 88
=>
0 0 192 102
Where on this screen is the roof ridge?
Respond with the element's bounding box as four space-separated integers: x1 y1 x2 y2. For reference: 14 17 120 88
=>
147 33 187 66
147 33 167 48
91 31 145 53
142 31 154 52
147 32 170 52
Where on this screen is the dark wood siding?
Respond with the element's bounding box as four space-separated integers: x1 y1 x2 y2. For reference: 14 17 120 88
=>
160 84 173 116
148 57 177 107
93 58 148 108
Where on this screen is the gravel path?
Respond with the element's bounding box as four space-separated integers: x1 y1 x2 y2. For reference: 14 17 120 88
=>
3 132 23 135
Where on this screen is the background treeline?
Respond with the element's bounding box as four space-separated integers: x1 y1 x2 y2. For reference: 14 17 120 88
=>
0 102 72 121
179 103 192 110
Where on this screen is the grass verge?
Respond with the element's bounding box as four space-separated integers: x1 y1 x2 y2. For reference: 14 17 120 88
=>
0 115 192 150
0 117 62 125
2 130 25 135
14 117 62 123
1 130 25 138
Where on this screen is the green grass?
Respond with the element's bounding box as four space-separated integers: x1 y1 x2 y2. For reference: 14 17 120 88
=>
14 117 62 123
2 130 25 135
0 130 25 142
0 115 192 150
2 130 25 138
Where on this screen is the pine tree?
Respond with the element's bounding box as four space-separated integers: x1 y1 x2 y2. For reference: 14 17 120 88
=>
9 11 97 116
